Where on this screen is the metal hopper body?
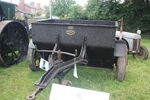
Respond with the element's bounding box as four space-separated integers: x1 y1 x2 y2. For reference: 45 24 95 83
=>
32 20 116 68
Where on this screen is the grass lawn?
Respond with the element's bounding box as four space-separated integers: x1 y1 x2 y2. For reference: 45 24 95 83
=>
0 37 150 100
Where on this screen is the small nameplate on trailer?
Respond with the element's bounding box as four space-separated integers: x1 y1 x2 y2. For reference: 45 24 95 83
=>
66 26 76 35
66 30 76 35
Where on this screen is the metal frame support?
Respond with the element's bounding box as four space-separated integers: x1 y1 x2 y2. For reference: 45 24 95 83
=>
27 37 88 100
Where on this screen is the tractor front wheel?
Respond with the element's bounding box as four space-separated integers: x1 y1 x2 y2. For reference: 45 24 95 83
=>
133 46 149 60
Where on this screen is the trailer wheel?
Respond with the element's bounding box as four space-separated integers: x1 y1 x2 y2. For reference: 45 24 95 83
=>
133 46 149 60
28 48 40 71
116 47 128 81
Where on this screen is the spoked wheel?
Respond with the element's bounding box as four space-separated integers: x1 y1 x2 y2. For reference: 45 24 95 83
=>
116 46 128 81
0 21 29 66
28 48 40 71
133 46 149 60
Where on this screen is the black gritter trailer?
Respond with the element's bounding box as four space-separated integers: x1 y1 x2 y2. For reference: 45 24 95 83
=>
27 19 128 100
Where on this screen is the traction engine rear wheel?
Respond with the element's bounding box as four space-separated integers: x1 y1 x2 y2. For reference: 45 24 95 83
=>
0 21 29 66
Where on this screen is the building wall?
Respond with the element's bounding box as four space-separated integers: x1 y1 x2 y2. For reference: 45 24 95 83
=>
15 0 45 18
15 0 25 18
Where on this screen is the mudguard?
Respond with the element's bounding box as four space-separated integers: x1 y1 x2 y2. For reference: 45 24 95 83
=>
114 40 127 57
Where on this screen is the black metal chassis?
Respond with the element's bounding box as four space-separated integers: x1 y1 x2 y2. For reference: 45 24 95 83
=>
27 37 127 100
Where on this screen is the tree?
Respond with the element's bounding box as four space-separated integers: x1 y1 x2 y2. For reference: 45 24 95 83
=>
67 4 86 19
45 0 150 33
45 6 50 18
52 0 76 18
85 0 150 32
123 0 150 32
85 0 122 20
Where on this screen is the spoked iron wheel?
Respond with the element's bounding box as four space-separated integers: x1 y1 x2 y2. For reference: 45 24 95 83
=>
0 21 29 66
28 48 41 71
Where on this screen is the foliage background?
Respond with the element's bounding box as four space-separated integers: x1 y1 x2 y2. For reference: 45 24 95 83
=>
46 0 150 33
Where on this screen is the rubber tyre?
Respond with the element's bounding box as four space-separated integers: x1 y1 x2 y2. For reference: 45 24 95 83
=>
133 46 149 60
116 46 128 81
28 48 40 71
